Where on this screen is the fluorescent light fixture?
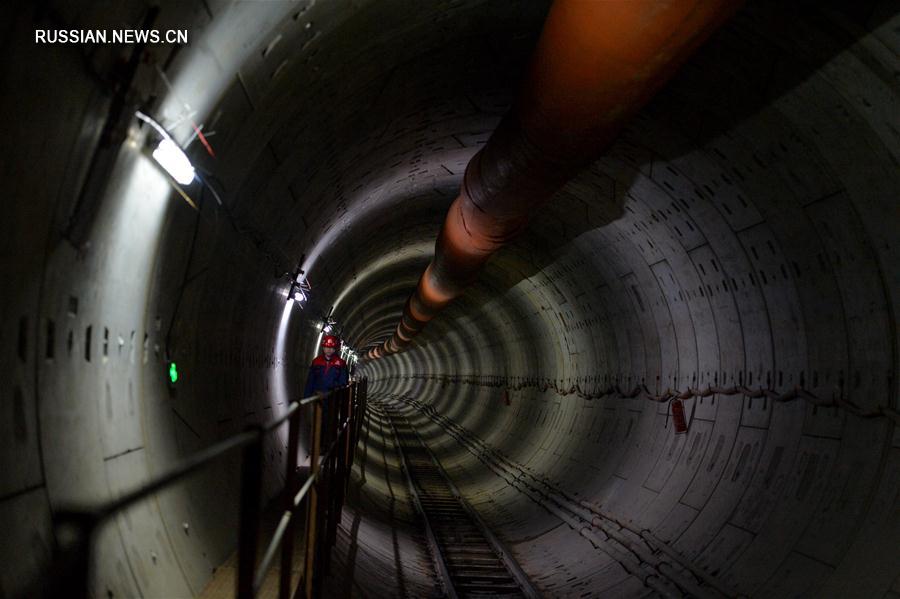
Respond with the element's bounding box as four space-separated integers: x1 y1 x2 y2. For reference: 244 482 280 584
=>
135 111 196 186
152 138 195 185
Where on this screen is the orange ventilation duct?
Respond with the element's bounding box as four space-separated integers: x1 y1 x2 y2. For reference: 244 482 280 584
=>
368 0 743 360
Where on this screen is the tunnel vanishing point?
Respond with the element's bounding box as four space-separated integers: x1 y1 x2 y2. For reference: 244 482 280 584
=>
1 0 898 598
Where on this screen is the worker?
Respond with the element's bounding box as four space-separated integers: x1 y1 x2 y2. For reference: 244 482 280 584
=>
303 334 348 397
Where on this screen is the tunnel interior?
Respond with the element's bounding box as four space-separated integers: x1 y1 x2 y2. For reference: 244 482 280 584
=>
1 0 898 597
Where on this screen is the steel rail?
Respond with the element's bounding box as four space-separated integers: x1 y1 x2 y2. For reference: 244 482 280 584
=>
390 392 740 599
393 401 541 599
378 397 540 598
374 401 459 599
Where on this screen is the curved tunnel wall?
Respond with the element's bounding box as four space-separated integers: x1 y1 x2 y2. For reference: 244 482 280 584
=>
362 9 900 591
346 2 900 595
1 0 897 597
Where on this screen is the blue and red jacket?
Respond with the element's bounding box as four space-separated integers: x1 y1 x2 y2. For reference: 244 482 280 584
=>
303 354 348 396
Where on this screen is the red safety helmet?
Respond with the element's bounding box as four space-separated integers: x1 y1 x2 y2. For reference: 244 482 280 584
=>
322 335 340 349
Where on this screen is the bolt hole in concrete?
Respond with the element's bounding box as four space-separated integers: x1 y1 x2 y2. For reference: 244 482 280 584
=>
45 319 55 360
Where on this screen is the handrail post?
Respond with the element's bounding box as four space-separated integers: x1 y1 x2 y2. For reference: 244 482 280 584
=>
344 385 353 482
325 386 352 566
358 381 364 453
331 388 349 547
236 426 264 599
48 512 97 599
279 405 301 599
303 399 323 599
318 390 337 575
356 382 363 441
345 384 354 471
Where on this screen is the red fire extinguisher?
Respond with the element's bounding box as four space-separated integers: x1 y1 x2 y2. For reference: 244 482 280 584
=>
670 398 688 433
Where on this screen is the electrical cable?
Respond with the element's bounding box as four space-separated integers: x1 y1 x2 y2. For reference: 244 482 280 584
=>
164 183 205 364
195 168 295 279
136 114 305 366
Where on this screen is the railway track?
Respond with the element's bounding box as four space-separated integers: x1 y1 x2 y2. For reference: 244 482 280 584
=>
375 399 539 599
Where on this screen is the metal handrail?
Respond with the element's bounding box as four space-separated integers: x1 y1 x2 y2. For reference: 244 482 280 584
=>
262 399 302 432
55 430 257 524
253 413 354 592
47 378 368 599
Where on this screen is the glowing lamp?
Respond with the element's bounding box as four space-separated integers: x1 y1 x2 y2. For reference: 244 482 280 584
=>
152 138 195 185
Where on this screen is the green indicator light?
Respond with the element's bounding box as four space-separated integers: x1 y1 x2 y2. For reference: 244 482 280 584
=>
168 362 179 384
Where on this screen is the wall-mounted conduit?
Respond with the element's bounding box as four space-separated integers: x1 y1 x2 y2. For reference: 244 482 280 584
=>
377 374 899 424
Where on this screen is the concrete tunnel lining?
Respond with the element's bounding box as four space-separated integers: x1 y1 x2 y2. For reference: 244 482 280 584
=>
0 0 898 597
